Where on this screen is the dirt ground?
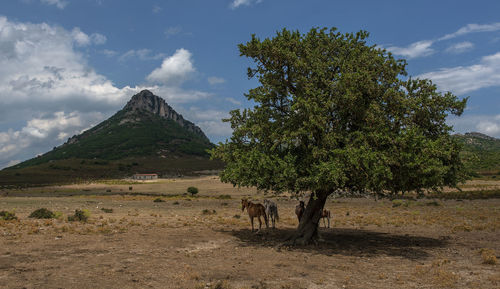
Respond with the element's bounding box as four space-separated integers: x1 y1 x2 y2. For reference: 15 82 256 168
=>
0 177 499 289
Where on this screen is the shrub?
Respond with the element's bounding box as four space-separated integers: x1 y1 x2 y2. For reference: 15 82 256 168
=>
68 209 89 222
202 209 216 215
153 198 165 203
217 194 231 199
480 248 498 265
0 210 17 220
101 208 113 213
187 186 199 196
173 201 180 205
29 208 55 219
233 214 241 219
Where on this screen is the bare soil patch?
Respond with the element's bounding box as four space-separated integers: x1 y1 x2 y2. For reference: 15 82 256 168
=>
0 178 499 288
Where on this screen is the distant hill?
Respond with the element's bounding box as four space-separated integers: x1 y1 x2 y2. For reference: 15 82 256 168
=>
0 90 223 186
453 132 500 176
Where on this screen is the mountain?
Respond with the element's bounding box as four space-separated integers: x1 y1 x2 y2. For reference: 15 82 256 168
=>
453 132 500 176
0 90 223 186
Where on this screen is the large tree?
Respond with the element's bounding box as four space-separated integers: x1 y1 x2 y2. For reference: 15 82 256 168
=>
211 28 468 245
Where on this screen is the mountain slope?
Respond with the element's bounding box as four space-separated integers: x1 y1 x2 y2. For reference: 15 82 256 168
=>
0 90 223 185
14 90 214 168
453 132 500 175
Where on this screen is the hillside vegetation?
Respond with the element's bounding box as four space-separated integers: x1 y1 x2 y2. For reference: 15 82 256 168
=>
454 132 500 178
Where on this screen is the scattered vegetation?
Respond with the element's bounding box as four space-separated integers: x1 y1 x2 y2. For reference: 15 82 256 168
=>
0 210 17 220
153 198 165 203
202 209 216 215
68 209 90 222
480 248 498 265
28 208 56 219
217 194 231 199
101 208 113 213
187 186 199 196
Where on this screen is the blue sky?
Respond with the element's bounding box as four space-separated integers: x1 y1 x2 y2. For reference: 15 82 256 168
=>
0 0 499 168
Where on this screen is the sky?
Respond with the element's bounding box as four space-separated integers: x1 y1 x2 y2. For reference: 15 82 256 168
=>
0 0 499 169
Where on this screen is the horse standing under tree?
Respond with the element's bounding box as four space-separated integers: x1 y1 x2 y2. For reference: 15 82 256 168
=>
263 199 279 229
320 209 331 228
241 199 269 232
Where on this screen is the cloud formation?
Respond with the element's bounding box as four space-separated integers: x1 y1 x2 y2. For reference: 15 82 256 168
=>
40 0 68 9
208 76 226 85
387 22 500 59
418 52 500 95
119 49 165 62
449 114 500 138
0 17 221 168
440 23 500 40
445 41 474 54
386 40 434 59
230 0 263 9
146 48 195 85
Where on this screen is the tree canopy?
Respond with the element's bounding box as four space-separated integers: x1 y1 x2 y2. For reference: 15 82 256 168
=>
212 27 467 198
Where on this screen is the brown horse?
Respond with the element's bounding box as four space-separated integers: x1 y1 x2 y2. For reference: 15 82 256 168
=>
241 199 269 232
320 209 331 228
295 201 305 222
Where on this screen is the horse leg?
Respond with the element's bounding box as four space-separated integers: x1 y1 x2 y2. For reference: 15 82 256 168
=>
250 216 254 232
327 216 330 228
258 216 262 231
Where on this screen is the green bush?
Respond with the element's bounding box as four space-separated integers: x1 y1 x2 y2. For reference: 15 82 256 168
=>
173 201 180 205
187 186 199 196
68 209 89 222
153 198 165 203
202 209 216 215
0 210 17 220
217 194 231 199
29 208 55 219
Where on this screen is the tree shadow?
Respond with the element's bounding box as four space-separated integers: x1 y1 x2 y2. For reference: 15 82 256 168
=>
218 227 449 260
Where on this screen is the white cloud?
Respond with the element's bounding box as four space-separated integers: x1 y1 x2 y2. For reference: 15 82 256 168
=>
417 52 500 95
386 40 435 59
119 49 165 62
230 0 263 9
445 41 474 54
71 28 107 46
0 17 214 168
449 114 500 138
208 76 226 85
440 23 500 41
183 107 232 137
146 48 195 85
40 0 68 9
225 97 241 106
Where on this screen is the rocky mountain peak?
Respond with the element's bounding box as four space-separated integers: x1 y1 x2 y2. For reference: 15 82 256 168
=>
123 90 208 141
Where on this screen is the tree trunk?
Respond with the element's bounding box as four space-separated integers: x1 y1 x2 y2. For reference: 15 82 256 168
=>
287 190 329 245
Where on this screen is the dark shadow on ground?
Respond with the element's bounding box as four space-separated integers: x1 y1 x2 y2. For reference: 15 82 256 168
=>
218 227 448 260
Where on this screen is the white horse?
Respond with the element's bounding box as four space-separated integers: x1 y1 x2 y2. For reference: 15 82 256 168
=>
263 199 279 228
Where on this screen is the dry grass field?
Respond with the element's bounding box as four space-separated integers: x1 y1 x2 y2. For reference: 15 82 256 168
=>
1 177 499 288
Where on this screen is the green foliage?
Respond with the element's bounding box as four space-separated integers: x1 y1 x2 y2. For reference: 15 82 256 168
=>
153 198 165 203
68 209 89 222
187 186 199 196
101 208 113 213
29 208 56 219
453 133 500 175
0 210 17 220
216 194 232 199
211 27 468 196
